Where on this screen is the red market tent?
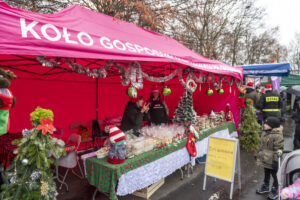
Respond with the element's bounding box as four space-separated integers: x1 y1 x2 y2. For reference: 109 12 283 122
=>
0 2 243 139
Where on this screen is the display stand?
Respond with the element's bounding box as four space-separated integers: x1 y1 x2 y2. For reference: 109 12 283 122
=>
203 136 241 199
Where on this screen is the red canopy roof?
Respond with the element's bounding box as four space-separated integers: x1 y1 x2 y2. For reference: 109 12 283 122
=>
0 2 243 80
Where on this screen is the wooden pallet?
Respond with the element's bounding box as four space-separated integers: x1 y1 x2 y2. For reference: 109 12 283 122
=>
132 178 165 200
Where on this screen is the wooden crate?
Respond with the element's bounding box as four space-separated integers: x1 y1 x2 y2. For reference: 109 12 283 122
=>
132 178 165 200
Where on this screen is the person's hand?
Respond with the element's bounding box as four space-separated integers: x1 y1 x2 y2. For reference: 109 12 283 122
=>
141 103 150 113
280 188 290 199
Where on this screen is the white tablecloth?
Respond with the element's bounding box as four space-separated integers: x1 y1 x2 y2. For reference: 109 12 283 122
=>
116 128 232 196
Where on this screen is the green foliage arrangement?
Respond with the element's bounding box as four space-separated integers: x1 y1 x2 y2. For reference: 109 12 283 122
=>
239 103 261 152
1 107 65 200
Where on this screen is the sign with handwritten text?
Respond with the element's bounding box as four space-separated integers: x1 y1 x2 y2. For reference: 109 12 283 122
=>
205 137 237 181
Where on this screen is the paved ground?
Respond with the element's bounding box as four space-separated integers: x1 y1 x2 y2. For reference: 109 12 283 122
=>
58 116 296 200
238 116 295 200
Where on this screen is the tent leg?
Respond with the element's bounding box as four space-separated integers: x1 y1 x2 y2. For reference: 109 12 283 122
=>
96 78 99 121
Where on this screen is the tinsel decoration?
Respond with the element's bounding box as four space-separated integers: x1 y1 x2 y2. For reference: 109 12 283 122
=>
223 76 233 86
30 170 41 181
233 78 242 87
114 63 130 86
213 78 222 90
22 129 33 137
207 73 214 83
190 71 206 83
36 56 61 67
36 56 242 88
178 69 186 87
128 62 143 89
142 69 178 83
223 76 241 87
67 59 108 78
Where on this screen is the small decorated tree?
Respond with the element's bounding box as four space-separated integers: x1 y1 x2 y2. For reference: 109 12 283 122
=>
0 107 65 200
239 99 261 152
174 89 197 126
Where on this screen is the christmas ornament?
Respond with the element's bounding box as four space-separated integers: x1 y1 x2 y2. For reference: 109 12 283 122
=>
207 89 213 96
22 158 29 166
186 79 197 93
217 88 224 94
162 86 171 96
127 86 137 97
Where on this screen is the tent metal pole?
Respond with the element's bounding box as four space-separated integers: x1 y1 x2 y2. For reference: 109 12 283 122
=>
96 78 99 121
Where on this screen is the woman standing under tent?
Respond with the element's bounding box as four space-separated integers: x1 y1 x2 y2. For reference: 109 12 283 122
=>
147 86 169 125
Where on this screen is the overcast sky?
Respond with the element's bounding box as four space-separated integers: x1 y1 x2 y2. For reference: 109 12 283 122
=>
256 0 300 46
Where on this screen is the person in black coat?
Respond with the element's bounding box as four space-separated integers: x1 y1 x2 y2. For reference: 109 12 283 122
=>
292 101 300 150
292 96 300 116
280 89 287 121
258 84 282 120
147 89 169 125
120 96 149 136
294 123 300 150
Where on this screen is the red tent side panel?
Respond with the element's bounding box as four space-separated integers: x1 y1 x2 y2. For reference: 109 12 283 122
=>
7 70 239 140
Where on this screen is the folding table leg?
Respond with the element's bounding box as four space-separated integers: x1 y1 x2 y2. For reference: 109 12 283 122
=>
92 188 98 200
179 168 184 180
60 168 70 190
54 166 69 191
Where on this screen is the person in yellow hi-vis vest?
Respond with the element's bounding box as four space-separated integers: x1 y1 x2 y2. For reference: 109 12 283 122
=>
258 84 282 120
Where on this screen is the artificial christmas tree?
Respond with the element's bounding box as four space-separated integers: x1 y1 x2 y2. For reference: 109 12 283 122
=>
0 107 65 200
174 89 197 126
239 99 261 152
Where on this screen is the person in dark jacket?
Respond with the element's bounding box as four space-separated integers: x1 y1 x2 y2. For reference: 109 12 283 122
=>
255 116 284 200
280 88 287 121
292 102 300 150
293 119 300 150
258 84 282 120
245 82 260 108
120 96 149 136
293 96 300 116
147 87 169 125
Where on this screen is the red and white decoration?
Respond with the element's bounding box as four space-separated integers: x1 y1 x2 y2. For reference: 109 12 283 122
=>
107 125 126 144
